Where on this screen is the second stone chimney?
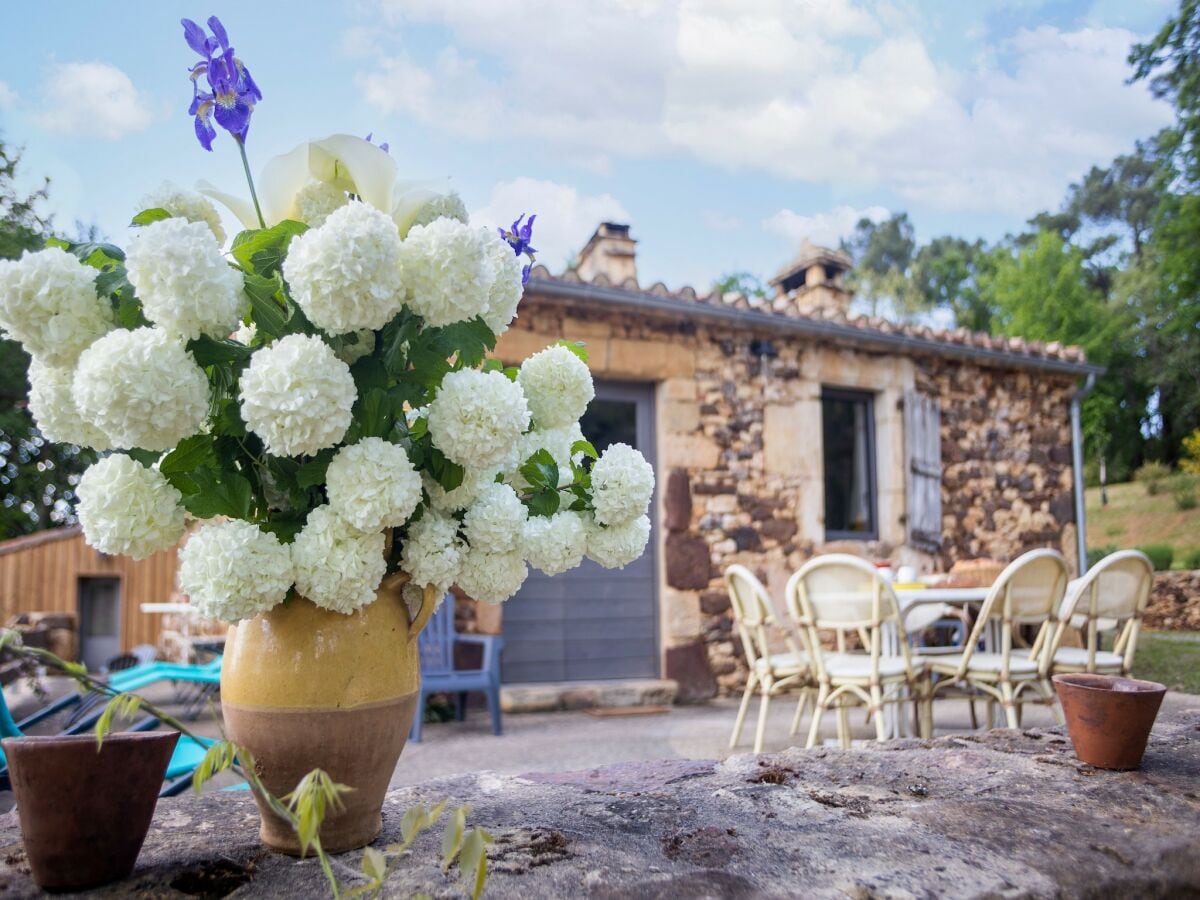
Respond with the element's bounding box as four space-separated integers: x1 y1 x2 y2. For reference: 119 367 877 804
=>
769 239 854 318
575 222 638 287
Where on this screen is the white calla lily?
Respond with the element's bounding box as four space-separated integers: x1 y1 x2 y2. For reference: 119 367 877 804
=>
198 134 399 230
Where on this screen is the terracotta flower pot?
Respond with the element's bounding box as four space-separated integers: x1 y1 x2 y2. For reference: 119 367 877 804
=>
2 730 178 891
221 574 439 855
1053 673 1167 770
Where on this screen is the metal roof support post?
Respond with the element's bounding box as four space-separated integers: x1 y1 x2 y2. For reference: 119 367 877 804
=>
1071 372 1097 574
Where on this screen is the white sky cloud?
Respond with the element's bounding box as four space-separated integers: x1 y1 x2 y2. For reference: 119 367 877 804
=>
355 1 1171 216
35 62 152 140
0 81 17 108
471 177 630 272
763 204 890 247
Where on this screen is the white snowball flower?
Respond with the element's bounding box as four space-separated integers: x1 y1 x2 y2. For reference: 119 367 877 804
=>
400 510 463 592
0 247 113 367
423 467 496 513
587 514 651 569
291 505 386 614
232 321 257 345
282 201 405 335
179 520 293 622
591 442 655 526
26 357 110 449
73 327 209 452
326 437 423 532
457 544 528 605
518 344 594 428
138 182 226 243
393 188 469 238
239 334 356 456
481 228 525 335
428 369 530 470
126 217 246 341
294 180 349 227
523 511 588 576
463 482 526 554
399 219 494 326
77 454 186 560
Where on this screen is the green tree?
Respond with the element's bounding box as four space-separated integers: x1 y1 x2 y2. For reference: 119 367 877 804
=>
841 213 927 318
911 236 996 332
1130 0 1200 188
712 271 769 300
0 139 98 538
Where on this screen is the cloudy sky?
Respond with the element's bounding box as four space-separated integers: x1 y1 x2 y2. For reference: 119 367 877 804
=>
0 0 1177 290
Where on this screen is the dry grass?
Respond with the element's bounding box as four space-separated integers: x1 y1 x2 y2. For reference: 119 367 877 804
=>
1085 477 1200 567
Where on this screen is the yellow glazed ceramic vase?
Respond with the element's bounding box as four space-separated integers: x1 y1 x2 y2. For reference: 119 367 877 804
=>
221 572 439 854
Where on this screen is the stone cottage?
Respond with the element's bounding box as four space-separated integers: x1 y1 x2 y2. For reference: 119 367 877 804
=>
490 223 1102 696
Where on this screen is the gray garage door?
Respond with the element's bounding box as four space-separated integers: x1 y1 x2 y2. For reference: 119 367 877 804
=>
501 381 658 683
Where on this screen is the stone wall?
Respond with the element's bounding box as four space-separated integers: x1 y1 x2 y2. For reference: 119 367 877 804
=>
496 296 1082 695
1146 570 1200 630
917 360 1079 570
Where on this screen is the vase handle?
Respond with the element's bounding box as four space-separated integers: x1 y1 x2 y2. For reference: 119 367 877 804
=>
408 585 439 641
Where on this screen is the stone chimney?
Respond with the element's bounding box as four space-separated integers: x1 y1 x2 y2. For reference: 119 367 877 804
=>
768 239 854 318
575 222 638 287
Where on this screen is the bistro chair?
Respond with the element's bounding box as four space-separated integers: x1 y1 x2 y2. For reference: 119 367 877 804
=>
928 549 1069 729
409 598 503 743
1038 550 1153 676
724 565 812 754
786 555 929 749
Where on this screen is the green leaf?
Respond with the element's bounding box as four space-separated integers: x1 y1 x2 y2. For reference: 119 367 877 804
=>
570 439 599 461
94 693 142 747
131 207 172 227
440 317 496 369
441 805 470 869
187 335 254 368
243 273 291 340
125 448 160 468
192 740 238 793
554 339 589 364
296 450 336 489
258 518 306 544
459 828 493 900
528 488 560 517
158 434 217 475
361 846 387 883
181 469 254 520
230 220 308 276
519 449 559 493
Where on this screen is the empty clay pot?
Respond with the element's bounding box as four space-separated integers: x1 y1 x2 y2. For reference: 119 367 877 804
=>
2 731 178 890
1053 674 1166 770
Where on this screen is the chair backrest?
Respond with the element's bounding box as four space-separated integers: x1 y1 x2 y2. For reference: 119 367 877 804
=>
960 548 1068 676
1061 549 1153 672
724 565 805 673
417 596 457 676
786 554 917 681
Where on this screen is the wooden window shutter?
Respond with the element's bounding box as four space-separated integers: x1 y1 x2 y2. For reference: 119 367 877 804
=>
904 390 942 552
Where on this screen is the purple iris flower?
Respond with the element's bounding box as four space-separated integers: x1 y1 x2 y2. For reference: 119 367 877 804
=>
182 16 262 150
365 132 390 154
498 214 537 283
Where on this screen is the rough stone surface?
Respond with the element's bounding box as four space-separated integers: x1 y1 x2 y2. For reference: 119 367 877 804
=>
1146 570 1200 631
4 711 1197 898
664 534 712 590
663 469 692 533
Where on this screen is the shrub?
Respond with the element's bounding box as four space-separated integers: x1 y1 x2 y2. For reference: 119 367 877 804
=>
1086 544 1118 569
1137 543 1175 571
1182 429 1200 476
1135 461 1172 495
1176 487 1199 511
1184 548 1200 570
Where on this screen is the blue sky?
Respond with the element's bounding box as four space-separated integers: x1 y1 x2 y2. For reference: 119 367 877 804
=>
0 0 1178 291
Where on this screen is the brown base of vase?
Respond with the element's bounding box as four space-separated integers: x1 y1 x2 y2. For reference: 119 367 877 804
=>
223 691 418 855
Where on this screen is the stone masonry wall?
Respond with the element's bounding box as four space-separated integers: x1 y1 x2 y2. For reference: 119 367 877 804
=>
497 296 1082 695
917 360 1079 571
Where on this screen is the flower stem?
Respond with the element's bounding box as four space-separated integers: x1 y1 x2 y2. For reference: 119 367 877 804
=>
237 138 266 229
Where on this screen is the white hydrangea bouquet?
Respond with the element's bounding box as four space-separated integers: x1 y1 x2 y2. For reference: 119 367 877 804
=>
0 20 653 625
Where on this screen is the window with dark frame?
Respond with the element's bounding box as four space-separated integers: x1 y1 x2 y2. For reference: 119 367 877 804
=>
821 388 877 540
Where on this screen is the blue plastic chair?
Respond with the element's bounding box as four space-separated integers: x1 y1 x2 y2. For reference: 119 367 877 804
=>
0 684 212 797
67 656 223 726
409 598 503 743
